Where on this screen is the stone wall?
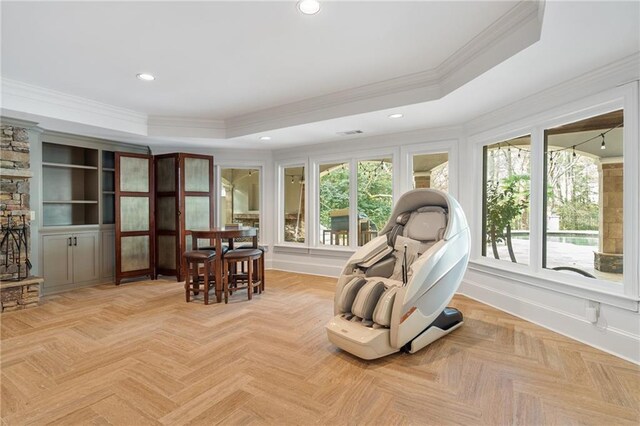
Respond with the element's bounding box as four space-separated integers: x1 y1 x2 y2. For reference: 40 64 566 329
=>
596 162 623 273
414 174 431 189
0 125 31 281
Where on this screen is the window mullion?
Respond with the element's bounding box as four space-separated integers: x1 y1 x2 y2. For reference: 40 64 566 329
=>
530 127 544 274
349 158 358 249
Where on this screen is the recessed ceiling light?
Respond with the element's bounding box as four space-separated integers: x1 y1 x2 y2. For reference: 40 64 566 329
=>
136 73 155 81
388 113 404 119
259 136 272 141
297 0 320 15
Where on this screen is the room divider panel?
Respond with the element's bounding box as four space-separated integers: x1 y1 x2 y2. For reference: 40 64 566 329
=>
115 153 156 285
154 153 214 282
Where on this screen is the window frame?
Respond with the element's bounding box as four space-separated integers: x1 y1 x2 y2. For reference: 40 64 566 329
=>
276 159 308 247
311 148 397 250
215 163 265 244
469 82 639 307
401 139 459 198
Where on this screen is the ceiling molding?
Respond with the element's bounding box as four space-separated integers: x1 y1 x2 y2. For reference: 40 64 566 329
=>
147 116 226 139
465 52 640 136
224 0 545 138
0 77 148 135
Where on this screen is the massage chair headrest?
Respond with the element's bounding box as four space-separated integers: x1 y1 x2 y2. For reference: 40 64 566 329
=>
404 206 448 242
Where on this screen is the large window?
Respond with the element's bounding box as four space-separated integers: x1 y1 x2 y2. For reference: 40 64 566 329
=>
482 135 531 265
357 158 392 246
220 168 260 234
319 162 350 246
412 153 449 192
283 166 305 243
543 110 623 283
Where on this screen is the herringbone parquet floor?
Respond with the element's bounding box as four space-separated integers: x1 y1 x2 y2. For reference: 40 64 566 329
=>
1 270 638 425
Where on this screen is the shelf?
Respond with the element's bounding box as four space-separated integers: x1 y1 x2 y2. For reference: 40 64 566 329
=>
102 191 115 195
43 200 98 204
43 162 98 170
103 168 115 172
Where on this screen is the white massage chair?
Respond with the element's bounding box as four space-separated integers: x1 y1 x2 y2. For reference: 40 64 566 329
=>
326 189 470 360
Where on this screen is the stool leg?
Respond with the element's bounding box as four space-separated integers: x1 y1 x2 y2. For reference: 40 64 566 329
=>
204 260 210 305
192 262 199 296
247 259 253 301
185 260 191 302
223 260 229 304
260 255 265 293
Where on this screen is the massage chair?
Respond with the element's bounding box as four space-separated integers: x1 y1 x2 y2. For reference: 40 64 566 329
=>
326 189 470 359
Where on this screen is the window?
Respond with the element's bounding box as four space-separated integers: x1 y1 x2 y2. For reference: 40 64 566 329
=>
220 168 260 234
543 110 623 283
357 158 392 246
319 162 350 246
283 166 305 243
482 135 531 265
412 152 449 191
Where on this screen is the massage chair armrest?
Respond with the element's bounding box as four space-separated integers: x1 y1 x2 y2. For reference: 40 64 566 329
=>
346 235 390 268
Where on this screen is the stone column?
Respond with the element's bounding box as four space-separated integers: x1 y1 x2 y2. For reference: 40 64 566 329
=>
413 171 431 188
595 161 623 273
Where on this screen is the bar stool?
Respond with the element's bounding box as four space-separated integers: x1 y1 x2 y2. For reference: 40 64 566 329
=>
231 243 266 292
222 248 263 303
183 250 215 305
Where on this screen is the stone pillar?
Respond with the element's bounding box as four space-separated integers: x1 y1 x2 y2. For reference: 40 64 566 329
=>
0 121 42 311
595 161 623 273
414 172 431 188
1 125 31 280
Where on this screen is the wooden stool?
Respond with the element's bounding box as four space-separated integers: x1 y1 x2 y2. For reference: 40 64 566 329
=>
233 244 266 292
222 248 263 303
184 250 215 305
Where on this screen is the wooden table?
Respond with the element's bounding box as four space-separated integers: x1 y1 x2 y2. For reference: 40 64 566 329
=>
190 226 258 303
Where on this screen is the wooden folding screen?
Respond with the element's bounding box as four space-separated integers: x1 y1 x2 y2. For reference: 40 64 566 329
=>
154 153 214 281
115 153 155 284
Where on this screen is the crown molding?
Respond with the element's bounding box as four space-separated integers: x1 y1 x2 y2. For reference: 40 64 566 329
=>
0 116 39 129
225 0 545 138
0 77 148 135
147 116 226 139
465 52 640 136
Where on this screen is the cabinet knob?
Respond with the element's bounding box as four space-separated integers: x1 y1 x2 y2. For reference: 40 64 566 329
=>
68 237 72 246
73 237 78 246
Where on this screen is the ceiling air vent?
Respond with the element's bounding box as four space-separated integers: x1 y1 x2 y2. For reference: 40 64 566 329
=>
336 130 364 136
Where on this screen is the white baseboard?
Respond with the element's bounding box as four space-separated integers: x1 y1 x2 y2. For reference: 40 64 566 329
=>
269 259 342 279
459 278 640 365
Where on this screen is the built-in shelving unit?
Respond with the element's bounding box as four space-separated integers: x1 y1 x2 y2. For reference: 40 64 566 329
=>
102 151 115 225
42 143 99 227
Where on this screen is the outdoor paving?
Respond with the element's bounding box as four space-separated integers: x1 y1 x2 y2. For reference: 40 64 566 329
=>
489 239 623 283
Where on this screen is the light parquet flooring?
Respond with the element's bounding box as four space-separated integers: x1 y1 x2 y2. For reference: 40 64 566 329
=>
1 270 638 425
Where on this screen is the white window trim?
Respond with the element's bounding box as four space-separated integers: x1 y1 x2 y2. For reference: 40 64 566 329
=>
468 82 639 309
215 163 265 245
400 138 460 198
275 158 308 247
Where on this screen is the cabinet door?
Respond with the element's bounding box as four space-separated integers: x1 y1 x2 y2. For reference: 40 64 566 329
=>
72 232 100 283
101 230 115 279
42 234 73 287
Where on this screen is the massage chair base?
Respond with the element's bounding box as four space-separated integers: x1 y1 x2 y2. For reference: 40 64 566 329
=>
326 307 463 360
404 307 463 353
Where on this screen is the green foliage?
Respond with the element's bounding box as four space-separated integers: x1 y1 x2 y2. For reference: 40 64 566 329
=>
318 161 393 232
557 201 599 230
485 174 529 245
319 165 350 228
357 161 393 231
